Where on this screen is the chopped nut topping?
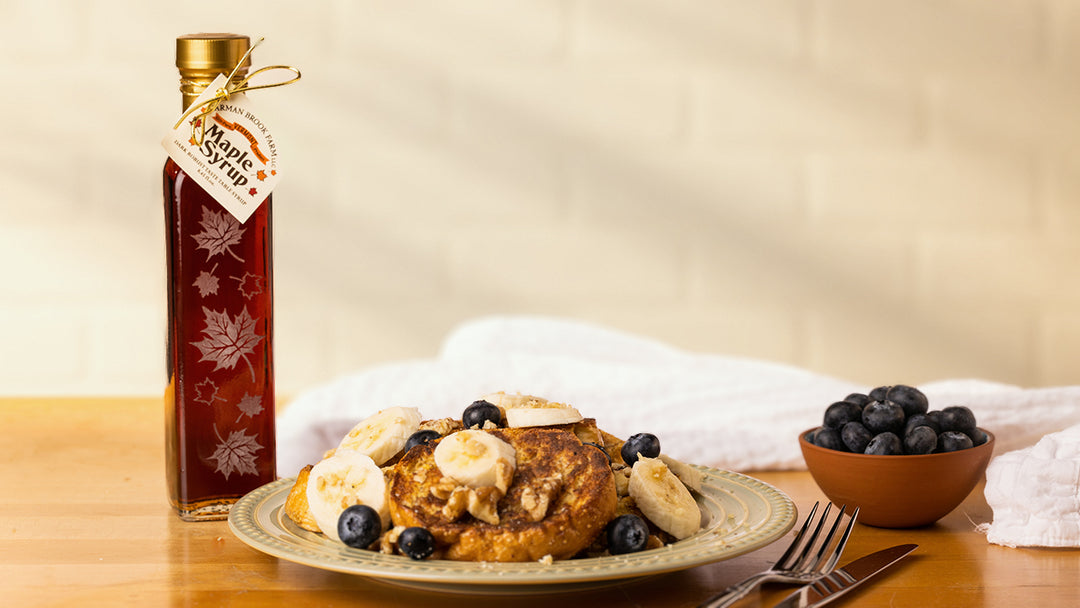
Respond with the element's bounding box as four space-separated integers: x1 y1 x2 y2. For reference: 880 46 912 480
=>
494 458 514 495
442 486 470 520
467 486 502 525
520 475 562 522
419 418 460 436
615 495 638 518
430 477 458 501
612 465 631 497
379 526 406 554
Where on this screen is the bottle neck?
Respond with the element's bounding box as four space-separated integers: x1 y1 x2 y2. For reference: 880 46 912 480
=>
178 70 248 111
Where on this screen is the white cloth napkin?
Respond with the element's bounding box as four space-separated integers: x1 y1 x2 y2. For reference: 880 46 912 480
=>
277 316 1080 480
980 424 1080 547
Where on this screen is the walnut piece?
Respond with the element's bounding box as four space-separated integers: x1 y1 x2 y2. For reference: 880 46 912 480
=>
379 526 406 554
419 418 461 436
467 486 502 525
430 477 458 501
612 464 631 497
494 458 514 495
442 486 470 520
520 475 562 522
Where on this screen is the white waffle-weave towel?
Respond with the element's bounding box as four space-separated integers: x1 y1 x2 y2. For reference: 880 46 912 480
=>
980 423 1080 547
277 316 1080 479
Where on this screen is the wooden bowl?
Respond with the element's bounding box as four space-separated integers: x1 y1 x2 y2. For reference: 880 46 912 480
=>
799 428 995 528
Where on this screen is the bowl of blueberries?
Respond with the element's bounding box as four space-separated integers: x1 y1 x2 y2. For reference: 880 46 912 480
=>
800 384 994 528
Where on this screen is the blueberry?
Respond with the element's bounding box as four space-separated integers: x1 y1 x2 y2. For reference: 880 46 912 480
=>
462 400 502 429
397 527 436 560
337 504 382 549
939 406 977 434
886 385 929 418
903 426 938 455
404 429 441 453
823 401 862 429
938 431 974 453
969 429 989 447
864 432 902 455
606 513 649 555
843 393 871 407
621 433 661 466
861 400 905 435
926 410 944 429
812 427 845 451
905 413 940 435
840 421 872 453
868 386 892 402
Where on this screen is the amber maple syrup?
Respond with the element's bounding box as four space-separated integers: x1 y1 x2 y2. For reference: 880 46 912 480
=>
164 34 276 521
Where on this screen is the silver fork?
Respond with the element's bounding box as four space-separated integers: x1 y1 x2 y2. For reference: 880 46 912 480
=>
697 502 859 608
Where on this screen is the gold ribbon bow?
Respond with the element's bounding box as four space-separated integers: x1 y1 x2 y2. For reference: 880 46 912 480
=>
174 37 301 146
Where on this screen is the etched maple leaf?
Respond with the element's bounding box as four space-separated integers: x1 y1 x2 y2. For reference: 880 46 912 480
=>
210 425 262 480
192 306 264 382
235 393 264 422
231 272 264 300
192 263 220 297
192 206 245 262
193 378 225 405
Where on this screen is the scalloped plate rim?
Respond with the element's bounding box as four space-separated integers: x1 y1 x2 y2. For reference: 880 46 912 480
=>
228 466 796 592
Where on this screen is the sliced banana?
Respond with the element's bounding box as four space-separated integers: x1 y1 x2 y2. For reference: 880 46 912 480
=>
305 451 389 542
482 392 548 409
659 454 704 494
628 456 702 540
434 430 517 490
336 406 421 465
504 401 584 428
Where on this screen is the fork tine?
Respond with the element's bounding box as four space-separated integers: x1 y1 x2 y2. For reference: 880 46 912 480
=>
799 504 848 572
773 501 820 568
818 506 859 574
696 502 857 608
787 502 837 571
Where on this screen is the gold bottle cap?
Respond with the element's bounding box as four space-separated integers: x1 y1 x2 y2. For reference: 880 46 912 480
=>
175 33 251 110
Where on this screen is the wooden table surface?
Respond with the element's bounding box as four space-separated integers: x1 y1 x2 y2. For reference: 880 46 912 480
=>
2 397 1078 607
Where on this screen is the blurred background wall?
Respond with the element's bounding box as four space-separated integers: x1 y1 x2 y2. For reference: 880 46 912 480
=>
2 0 1079 397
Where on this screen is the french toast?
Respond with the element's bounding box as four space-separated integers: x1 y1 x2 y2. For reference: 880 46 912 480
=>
286 396 704 561
387 426 618 561
284 464 321 533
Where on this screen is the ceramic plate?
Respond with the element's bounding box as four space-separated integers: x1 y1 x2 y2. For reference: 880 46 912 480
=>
229 466 796 595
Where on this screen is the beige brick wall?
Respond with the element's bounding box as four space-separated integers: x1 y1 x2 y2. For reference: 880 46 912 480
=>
2 0 1078 396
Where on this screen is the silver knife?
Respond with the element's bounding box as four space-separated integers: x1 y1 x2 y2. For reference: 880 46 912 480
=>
772 544 917 608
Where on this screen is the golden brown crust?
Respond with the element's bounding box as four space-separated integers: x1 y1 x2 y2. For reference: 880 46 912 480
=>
284 464 322 533
387 427 618 562
600 429 627 466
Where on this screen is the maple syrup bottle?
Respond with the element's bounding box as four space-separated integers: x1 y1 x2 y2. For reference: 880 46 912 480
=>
164 34 276 520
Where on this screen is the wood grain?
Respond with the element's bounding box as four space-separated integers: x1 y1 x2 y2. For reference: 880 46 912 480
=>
2 398 1077 607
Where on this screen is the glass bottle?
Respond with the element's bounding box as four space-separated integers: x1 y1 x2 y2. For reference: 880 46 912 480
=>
164 33 276 521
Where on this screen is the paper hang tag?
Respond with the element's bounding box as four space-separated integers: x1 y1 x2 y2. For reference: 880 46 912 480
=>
162 74 281 224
